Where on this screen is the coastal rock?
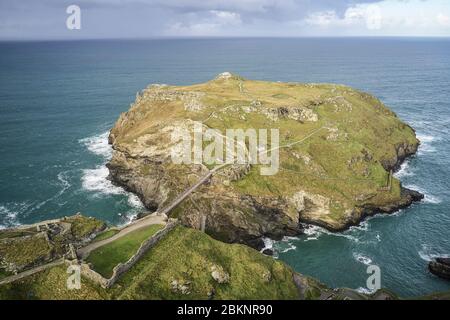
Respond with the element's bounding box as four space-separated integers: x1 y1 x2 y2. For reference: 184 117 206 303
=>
0 214 105 273
171 279 191 295
210 265 230 284
429 257 450 280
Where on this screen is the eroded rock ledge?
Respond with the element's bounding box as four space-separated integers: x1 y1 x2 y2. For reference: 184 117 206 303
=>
107 73 423 248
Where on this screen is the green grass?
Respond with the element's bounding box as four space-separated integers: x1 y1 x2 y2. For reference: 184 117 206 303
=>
0 226 301 300
0 265 109 300
0 268 12 281
113 226 300 300
93 229 120 242
2 222 440 300
86 224 164 278
0 229 36 240
0 233 53 271
64 215 106 239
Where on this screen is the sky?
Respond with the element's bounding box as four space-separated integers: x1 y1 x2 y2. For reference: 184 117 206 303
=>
0 0 449 40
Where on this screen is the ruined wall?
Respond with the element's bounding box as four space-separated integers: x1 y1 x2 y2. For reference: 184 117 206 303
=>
79 219 179 288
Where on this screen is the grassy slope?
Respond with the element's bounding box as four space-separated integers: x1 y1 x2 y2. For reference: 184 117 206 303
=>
0 269 12 281
0 226 300 300
0 265 109 300
112 226 299 300
65 215 106 239
111 75 418 228
0 233 53 270
86 224 164 278
93 229 120 242
1 224 447 300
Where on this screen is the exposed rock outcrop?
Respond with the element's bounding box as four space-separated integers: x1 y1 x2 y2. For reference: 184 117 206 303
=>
0 214 105 274
429 257 450 280
210 265 230 284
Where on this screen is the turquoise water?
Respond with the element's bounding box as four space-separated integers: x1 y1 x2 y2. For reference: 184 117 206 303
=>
0 38 449 297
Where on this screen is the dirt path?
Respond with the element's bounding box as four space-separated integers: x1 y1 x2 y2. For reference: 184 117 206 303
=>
0 258 65 285
77 214 167 259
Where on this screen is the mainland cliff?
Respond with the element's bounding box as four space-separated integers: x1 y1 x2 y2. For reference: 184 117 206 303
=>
107 73 423 248
0 215 405 300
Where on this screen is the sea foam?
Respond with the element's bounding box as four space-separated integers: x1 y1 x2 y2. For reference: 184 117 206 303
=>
417 134 439 155
353 252 373 266
356 287 376 295
0 205 17 229
260 237 274 252
394 160 415 179
418 244 450 262
33 170 72 211
0 202 31 229
79 131 112 158
80 131 144 222
81 166 125 196
404 184 442 204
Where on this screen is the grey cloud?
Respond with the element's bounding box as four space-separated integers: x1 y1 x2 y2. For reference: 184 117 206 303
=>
0 0 438 40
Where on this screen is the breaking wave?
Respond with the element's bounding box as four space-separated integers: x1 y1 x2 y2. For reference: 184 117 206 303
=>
0 206 18 229
260 237 274 253
278 236 298 253
80 131 144 222
79 131 112 158
0 202 33 229
81 166 125 196
417 134 439 156
348 221 370 232
418 244 450 262
394 160 415 179
301 224 362 243
356 287 376 295
404 184 442 204
303 225 322 241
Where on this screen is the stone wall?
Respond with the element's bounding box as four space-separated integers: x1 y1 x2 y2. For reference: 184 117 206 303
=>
79 219 179 288
79 262 109 288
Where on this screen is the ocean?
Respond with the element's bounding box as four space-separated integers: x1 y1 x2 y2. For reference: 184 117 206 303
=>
0 38 449 297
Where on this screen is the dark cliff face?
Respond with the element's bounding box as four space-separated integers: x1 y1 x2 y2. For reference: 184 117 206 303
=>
106 75 423 248
381 140 420 172
107 155 302 249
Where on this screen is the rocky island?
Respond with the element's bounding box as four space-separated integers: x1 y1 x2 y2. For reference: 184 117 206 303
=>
108 73 423 248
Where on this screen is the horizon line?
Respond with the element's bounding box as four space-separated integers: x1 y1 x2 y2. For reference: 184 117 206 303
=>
1 35 450 42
